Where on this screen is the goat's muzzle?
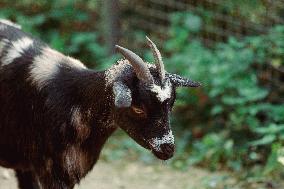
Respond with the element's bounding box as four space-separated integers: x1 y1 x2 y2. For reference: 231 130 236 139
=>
150 143 175 160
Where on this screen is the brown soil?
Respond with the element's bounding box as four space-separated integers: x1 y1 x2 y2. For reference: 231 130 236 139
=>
1 160 283 189
0 160 233 189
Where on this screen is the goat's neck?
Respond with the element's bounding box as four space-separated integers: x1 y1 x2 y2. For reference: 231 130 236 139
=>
71 69 115 128
58 68 117 164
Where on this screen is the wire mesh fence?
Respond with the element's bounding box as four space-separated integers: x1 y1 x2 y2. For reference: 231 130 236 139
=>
118 0 284 46
103 0 283 100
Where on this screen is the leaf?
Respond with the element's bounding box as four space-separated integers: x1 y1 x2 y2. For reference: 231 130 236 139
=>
254 124 284 135
211 105 223 115
271 58 282 68
250 135 276 146
264 143 282 174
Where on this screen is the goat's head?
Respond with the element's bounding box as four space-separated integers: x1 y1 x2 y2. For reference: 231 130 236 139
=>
109 37 201 160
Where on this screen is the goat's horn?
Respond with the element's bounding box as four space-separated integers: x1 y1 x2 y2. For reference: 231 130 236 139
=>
115 45 154 85
146 36 165 84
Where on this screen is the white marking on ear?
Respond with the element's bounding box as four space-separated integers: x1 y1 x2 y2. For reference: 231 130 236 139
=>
113 81 132 107
151 81 172 102
0 19 21 29
149 130 175 152
1 37 33 65
29 47 86 90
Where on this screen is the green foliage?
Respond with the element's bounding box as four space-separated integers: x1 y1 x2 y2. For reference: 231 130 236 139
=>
0 0 106 68
104 11 284 180
164 12 284 178
1 1 283 181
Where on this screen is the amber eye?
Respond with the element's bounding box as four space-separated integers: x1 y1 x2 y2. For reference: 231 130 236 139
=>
132 106 145 115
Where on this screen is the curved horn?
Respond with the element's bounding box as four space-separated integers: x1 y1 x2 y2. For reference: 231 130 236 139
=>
146 36 165 84
115 45 154 85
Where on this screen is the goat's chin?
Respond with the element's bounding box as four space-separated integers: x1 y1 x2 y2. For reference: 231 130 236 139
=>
148 143 175 160
151 150 174 160
133 139 174 160
138 142 173 160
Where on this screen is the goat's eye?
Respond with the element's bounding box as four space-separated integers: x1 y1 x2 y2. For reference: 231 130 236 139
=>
131 106 145 115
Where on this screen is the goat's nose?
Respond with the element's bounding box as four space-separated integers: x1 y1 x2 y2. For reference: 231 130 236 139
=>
160 143 175 155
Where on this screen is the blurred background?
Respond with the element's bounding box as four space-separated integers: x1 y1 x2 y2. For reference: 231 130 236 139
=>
0 0 284 188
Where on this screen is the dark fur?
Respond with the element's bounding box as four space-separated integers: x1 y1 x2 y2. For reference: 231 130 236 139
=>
0 21 198 189
0 23 120 188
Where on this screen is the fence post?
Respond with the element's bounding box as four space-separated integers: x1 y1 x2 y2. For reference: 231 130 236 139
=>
103 0 120 55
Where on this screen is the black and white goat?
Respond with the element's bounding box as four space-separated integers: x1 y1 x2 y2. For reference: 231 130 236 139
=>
0 19 200 189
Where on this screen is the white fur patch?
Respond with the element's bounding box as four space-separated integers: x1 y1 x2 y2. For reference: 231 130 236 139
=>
105 60 158 86
71 107 83 126
106 60 171 102
113 81 132 107
29 48 59 89
0 19 21 29
29 47 86 90
149 130 175 152
151 81 172 102
0 39 9 57
65 55 87 69
1 37 33 65
0 24 7 30
105 59 129 86
145 62 156 69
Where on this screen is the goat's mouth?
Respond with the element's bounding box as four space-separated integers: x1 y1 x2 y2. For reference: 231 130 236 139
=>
149 143 175 160
133 137 175 160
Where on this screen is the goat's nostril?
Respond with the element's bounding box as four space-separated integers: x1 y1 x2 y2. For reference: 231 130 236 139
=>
160 143 175 155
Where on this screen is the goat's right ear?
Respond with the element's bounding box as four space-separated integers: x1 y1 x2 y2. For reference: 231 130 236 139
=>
113 81 132 108
168 73 201 88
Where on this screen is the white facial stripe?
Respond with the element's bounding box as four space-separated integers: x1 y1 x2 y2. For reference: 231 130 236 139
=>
0 19 21 29
29 47 86 90
1 37 33 66
151 81 172 102
106 60 171 102
149 130 174 151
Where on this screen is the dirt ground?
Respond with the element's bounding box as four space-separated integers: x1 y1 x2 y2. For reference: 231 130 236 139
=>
0 160 283 189
0 160 235 189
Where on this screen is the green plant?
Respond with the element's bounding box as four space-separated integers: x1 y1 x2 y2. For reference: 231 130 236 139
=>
0 0 107 68
163 12 284 178
1 1 283 181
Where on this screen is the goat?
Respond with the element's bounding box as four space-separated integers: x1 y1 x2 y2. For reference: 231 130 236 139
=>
0 19 200 189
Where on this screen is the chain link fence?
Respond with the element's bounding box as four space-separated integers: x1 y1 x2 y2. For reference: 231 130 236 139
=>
119 0 284 45
103 0 283 99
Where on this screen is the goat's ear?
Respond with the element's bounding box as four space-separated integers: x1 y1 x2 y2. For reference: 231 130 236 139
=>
168 73 201 88
113 81 132 108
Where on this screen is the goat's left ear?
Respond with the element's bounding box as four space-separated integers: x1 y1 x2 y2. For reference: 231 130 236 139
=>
113 81 132 108
168 73 201 88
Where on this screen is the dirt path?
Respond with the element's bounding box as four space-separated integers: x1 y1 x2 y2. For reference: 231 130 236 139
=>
1 160 283 189
0 160 234 189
